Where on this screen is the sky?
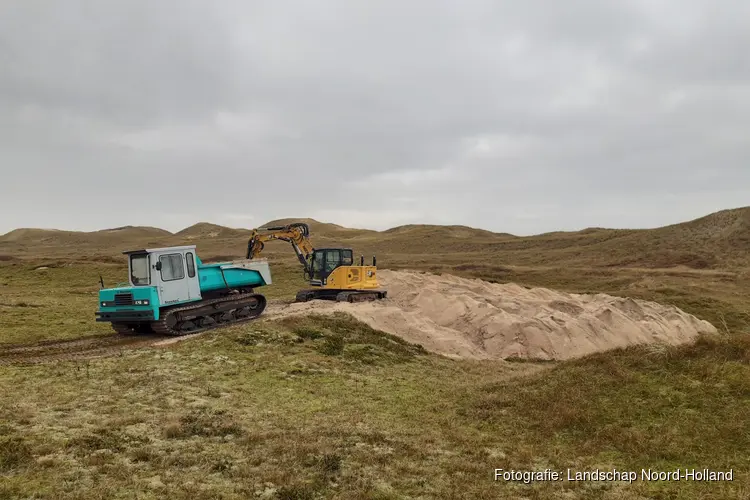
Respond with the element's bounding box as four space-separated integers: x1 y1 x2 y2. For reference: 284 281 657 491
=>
1 0 749 236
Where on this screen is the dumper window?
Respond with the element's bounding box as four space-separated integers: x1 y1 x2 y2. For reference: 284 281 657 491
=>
130 254 150 286
186 252 196 278
160 253 185 281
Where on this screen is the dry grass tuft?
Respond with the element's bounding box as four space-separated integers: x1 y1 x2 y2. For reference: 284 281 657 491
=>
0 435 33 472
164 409 244 439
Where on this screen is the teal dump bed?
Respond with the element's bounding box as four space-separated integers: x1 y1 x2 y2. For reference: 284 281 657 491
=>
196 256 272 293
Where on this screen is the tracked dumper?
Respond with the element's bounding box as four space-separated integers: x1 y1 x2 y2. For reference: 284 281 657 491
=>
95 245 270 335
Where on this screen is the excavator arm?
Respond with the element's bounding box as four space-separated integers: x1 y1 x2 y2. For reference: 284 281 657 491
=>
246 222 315 277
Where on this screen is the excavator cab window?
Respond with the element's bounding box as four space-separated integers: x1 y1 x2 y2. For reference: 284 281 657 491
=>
312 251 325 280
325 250 341 272
342 250 353 266
311 249 354 281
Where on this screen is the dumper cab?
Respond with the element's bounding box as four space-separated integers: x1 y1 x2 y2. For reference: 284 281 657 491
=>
126 246 202 306
96 245 202 323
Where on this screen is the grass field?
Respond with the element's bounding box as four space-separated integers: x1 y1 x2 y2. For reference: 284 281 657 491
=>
1 305 749 498
1 209 749 499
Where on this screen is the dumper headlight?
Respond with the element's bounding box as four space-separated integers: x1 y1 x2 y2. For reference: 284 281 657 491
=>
100 301 108 307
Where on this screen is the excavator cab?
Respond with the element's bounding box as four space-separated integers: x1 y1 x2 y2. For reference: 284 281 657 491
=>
309 248 354 283
300 246 382 302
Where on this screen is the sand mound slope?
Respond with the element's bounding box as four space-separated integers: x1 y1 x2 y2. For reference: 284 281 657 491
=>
268 270 718 360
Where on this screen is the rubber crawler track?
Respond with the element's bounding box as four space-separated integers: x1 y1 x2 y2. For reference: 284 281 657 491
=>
149 292 267 336
294 289 387 303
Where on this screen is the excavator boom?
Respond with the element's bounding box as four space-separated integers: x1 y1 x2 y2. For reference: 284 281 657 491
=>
247 222 315 277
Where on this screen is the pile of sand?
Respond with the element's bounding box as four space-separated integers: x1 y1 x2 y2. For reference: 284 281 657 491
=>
267 270 718 360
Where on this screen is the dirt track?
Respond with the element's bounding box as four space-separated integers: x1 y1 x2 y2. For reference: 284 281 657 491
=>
0 332 173 365
0 303 295 365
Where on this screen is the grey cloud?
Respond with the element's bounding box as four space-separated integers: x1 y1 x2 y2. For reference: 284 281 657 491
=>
0 1 239 125
0 0 748 236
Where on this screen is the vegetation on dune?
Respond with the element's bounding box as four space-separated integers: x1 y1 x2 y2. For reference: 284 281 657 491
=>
0 207 749 498
2 206 749 268
0 313 748 499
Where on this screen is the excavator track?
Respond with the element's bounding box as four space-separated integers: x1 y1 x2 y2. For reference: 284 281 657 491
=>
336 291 387 303
294 289 387 303
149 292 266 336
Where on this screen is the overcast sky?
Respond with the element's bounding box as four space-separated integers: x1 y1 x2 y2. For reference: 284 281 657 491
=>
1 0 748 236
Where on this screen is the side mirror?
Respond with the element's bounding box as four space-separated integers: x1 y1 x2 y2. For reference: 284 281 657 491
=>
155 261 162 271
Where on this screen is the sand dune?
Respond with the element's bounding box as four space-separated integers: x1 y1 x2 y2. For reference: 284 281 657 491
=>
267 270 718 360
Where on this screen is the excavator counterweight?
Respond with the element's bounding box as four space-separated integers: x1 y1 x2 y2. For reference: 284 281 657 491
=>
247 222 387 303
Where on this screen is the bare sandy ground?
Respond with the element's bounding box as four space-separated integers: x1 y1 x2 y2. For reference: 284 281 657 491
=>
264 269 718 360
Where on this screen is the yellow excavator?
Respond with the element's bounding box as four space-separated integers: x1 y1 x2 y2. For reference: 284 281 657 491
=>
246 222 387 303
